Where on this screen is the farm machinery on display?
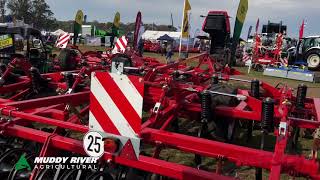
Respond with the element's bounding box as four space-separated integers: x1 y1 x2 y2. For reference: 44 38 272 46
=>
287 35 320 70
0 26 53 73
0 11 318 180
250 33 286 71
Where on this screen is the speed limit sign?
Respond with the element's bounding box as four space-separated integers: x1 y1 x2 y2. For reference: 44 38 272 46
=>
83 131 104 157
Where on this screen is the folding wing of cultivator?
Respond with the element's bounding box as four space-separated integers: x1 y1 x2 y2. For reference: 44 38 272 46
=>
0 47 318 179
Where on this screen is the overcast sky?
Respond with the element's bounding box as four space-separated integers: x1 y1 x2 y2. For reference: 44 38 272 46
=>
46 0 319 38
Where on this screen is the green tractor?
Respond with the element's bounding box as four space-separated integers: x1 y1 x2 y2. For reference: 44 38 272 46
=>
0 26 53 73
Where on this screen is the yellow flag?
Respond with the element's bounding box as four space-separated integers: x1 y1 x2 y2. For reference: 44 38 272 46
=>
75 10 84 25
113 12 121 28
184 0 191 11
236 0 248 23
182 0 191 38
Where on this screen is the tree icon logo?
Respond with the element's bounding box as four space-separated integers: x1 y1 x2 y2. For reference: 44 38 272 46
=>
15 154 31 171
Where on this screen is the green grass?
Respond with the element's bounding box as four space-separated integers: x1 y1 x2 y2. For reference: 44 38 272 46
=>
235 67 320 97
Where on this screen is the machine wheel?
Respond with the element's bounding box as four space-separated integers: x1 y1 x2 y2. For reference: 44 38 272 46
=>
86 171 114 180
208 84 239 142
58 49 78 71
306 49 320 70
253 64 264 72
0 148 30 178
58 169 91 180
8 153 36 180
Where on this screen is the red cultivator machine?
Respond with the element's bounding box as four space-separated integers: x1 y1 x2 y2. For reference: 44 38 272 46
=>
251 33 287 71
0 12 318 180
0 42 318 179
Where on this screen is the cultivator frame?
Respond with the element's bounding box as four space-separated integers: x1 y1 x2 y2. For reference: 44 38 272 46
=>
0 46 317 180
251 33 286 71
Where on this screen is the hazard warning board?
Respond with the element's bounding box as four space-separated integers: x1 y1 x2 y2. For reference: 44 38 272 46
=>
87 71 144 160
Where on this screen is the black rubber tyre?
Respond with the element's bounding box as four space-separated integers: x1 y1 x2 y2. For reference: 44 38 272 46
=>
86 171 114 180
207 84 239 142
58 49 78 71
305 49 320 70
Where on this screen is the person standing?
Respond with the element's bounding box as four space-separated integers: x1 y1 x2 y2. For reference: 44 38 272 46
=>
166 44 174 63
161 42 167 56
138 39 144 57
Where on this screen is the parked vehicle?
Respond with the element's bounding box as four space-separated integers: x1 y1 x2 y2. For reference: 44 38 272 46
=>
288 35 320 70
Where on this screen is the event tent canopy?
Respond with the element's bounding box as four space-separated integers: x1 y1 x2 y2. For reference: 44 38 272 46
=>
157 34 174 41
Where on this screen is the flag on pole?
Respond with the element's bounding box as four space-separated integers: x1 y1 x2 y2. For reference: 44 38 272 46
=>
255 18 260 33
231 0 248 66
134 11 144 50
73 10 84 45
247 26 252 40
233 0 248 43
181 0 191 38
84 15 87 24
179 0 191 56
110 12 121 48
113 12 121 29
299 19 305 39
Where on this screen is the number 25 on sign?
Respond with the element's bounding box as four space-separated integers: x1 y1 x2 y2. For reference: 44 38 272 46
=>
83 131 104 158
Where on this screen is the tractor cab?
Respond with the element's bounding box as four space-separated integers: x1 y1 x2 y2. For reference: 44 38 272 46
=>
288 36 320 70
299 36 320 54
202 11 231 64
0 26 51 73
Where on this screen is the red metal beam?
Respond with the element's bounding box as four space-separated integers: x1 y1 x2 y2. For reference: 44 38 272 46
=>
0 109 88 132
3 91 89 110
2 125 234 180
314 98 320 123
141 128 320 177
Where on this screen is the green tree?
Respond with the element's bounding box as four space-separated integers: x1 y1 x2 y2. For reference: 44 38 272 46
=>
7 0 57 30
7 0 33 24
32 0 57 30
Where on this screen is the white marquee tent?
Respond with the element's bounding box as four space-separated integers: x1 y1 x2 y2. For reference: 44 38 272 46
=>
52 29 67 36
142 30 181 41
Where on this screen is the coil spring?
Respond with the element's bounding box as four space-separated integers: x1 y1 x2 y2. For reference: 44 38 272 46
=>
201 91 212 121
296 84 307 109
261 97 274 132
251 79 260 98
65 73 75 89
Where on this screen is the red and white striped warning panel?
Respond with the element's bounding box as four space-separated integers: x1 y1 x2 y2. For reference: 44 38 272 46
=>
89 71 144 159
242 53 251 63
112 36 128 54
56 33 70 49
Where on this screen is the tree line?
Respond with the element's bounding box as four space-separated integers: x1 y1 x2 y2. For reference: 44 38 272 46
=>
2 0 177 33
5 0 57 30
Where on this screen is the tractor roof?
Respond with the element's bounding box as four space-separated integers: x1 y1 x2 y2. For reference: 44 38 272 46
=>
202 11 230 33
0 26 41 38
